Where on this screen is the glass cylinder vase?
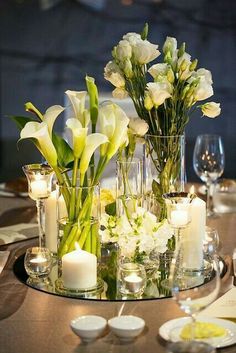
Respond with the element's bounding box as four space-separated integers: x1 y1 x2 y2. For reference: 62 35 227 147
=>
56 183 101 259
143 135 185 221
116 157 143 218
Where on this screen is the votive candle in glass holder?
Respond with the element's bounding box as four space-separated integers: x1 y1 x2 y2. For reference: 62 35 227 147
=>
118 262 146 297
22 164 54 247
24 247 52 278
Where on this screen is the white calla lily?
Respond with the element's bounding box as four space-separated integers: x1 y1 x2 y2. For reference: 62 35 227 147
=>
65 90 90 127
20 121 58 167
66 118 88 158
43 105 64 136
80 133 108 175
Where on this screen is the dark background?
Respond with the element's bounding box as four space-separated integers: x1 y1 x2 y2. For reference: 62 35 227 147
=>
0 0 235 182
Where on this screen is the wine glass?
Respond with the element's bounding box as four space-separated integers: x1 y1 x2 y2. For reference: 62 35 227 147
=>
169 239 221 348
193 134 225 217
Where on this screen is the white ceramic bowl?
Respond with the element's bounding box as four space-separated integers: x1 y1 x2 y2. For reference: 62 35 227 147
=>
70 315 107 342
108 315 145 341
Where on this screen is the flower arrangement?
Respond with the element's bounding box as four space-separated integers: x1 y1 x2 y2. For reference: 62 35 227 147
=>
99 207 173 264
12 76 130 257
104 24 221 219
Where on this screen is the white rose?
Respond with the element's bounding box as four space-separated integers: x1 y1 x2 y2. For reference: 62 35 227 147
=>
193 77 214 101
112 87 128 99
201 102 221 118
133 39 161 64
104 61 125 88
148 63 169 79
129 117 149 136
146 81 172 107
116 39 132 62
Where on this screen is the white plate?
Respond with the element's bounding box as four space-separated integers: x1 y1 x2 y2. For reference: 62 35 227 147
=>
159 316 236 349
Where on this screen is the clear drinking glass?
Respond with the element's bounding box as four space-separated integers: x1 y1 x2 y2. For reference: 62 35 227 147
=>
193 134 225 217
169 239 221 347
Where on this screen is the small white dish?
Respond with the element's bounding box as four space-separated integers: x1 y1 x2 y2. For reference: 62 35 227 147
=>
70 315 107 343
108 315 145 341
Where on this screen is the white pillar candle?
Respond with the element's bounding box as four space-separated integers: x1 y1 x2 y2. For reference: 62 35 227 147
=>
62 249 97 289
31 180 48 198
45 191 67 253
124 274 143 293
183 196 206 269
170 210 189 227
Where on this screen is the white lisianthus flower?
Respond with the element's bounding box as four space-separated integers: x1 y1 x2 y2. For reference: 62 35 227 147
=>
123 32 141 45
163 36 177 56
80 133 108 175
20 121 58 167
65 90 90 127
146 81 172 107
201 102 221 118
148 63 169 79
193 77 214 101
116 39 132 62
112 87 129 99
133 40 161 64
104 61 126 88
128 117 149 136
195 68 213 85
66 118 88 158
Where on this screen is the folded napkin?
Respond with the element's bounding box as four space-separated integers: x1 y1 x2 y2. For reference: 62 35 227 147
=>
0 251 10 274
201 287 236 321
0 223 38 245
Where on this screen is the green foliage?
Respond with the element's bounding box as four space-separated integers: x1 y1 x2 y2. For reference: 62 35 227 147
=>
52 133 74 168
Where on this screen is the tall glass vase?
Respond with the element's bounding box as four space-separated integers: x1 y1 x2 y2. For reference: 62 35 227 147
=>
116 157 143 218
143 135 185 221
57 183 101 259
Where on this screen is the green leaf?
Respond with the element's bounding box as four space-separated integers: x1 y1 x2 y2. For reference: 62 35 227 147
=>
10 116 33 131
52 133 74 168
105 201 116 216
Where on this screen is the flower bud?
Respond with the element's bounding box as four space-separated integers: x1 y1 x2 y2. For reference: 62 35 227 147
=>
189 59 198 71
112 46 117 59
180 59 188 72
141 23 149 40
123 59 133 78
167 68 175 83
178 42 186 58
144 94 154 111
164 51 172 65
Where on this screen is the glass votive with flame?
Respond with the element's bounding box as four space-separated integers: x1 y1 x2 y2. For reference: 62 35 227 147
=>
118 262 146 297
24 247 53 278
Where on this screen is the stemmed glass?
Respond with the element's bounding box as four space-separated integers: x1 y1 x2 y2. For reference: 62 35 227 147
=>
23 164 54 247
193 134 225 217
169 239 221 349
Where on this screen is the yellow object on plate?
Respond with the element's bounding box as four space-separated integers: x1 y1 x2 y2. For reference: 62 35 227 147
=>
180 321 227 340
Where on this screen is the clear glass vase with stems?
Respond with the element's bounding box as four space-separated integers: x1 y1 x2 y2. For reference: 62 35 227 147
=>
116 157 143 218
22 163 54 247
193 134 225 218
169 238 221 347
57 182 101 259
144 135 185 221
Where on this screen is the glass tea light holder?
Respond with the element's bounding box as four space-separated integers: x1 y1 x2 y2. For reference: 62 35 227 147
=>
163 192 196 246
117 262 147 298
24 247 53 279
22 164 54 247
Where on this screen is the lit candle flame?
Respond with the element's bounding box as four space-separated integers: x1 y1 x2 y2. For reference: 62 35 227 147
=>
190 185 195 194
